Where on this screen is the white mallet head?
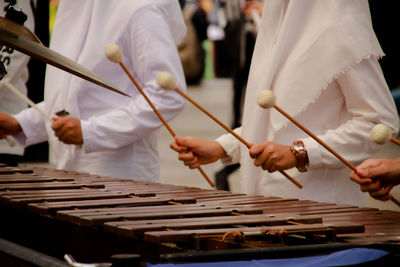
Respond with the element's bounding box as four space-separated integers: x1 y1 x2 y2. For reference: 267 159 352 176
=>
370 124 392 144
257 90 276 109
105 43 122 63
156 72 176 91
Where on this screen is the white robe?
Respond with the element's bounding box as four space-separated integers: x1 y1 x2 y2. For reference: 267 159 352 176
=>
217 0 399 206
14 0 187 181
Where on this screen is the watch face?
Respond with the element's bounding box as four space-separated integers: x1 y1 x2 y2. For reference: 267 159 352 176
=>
294 144 306 155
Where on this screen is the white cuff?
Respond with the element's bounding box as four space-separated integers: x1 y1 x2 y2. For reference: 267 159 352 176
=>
301 137 323 168
216 132 241 165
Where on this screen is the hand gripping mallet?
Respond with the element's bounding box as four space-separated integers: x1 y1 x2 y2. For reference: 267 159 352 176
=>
156 72 302 189
105 44 214 187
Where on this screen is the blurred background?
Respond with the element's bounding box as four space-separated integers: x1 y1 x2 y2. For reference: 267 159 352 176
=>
1 0 399 211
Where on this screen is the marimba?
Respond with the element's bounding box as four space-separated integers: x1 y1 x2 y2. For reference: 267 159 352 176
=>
0 164 399 266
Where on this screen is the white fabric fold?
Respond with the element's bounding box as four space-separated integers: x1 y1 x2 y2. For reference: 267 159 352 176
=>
243 0 384 139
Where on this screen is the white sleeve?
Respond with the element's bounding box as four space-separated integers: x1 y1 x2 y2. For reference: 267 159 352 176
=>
80 5 186 153
303 57 399 168
13 102 49 146
216 127 242 165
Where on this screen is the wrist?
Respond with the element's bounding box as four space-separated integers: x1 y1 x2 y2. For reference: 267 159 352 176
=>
9 116 22 133
214 141 228 159
290 140 309 172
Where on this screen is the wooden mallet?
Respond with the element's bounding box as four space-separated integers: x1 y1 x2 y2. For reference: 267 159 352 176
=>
257 90 400 206
105 44 214 188
156 72 302 189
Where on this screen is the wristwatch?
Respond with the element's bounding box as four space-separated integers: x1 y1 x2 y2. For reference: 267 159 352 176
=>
290 140 309 172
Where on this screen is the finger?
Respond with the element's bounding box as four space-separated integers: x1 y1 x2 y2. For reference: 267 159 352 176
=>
59 134 74 144
360 180 381 192
350 172 372 184
370 191 391 201
175 136 200 153
55 126 76 144
356 161 384 178
252 148 266 167
261 159 273 172
357 159 377 169
170 141 189 153
377 194 392 201
186 154 199 165
181 153 199 168
268 164 279 173
186 162 200 169
349 171 359 183
175 136 193 148
369 184 393 198
178 150 195 161
254 145 273 167
54 124 68 139
372 192 391 201
185 155 200 169
253 155 265 167
51 117 66 131
249 144 264 159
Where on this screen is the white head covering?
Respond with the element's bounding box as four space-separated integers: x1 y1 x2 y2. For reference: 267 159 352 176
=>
45 0 186 166
242 0 383 144
45 0 186 117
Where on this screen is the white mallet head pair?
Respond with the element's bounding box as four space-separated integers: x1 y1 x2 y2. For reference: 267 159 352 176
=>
105 43 176 91
256 89 394 146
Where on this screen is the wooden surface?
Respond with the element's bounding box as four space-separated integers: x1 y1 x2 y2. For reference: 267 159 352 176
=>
0 164 399 256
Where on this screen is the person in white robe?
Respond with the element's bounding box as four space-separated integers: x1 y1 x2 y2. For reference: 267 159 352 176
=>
0 1 35 166
0 0 187 182
170 0 399 206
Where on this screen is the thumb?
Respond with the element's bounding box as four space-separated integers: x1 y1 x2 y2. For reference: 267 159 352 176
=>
174 136 193 151
174 136 185 146
249 143 263 158
51 117 66 130
356 167 369 178
357 163 386 179
175 136 194 147
364 164 387 179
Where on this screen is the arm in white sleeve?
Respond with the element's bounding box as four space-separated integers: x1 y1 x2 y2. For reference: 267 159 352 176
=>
81 5 186 153
303 57 399 169
216 126 243 165
13 101 49 146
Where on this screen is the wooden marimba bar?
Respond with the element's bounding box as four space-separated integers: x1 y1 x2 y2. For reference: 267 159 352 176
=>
0 164 399 265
